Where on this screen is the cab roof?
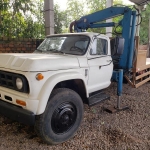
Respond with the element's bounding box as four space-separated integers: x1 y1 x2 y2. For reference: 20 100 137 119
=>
47 32 109 40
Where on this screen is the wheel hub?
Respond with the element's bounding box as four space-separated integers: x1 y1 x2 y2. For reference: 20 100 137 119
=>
51 102 77 134
62 114 69 123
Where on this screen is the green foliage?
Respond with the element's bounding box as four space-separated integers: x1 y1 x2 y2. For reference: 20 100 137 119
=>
139 4 150 44
11 0 35 15
0 0 45 38
86 0 106 12
55 0 124 34
54 0 87 34
113 0 123 6
66 0 87 20
54 4 63 34
85 0 106 33
65 0 87 32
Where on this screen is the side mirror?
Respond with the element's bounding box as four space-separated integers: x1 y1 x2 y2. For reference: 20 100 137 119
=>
111 37 124 56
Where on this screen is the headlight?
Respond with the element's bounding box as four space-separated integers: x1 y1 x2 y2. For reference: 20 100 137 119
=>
16 78 23 90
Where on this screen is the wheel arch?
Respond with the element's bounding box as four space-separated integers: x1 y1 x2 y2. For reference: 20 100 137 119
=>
36 72 88 115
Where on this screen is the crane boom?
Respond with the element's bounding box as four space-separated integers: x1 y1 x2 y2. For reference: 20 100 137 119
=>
69 6 137 111
70 6 137 71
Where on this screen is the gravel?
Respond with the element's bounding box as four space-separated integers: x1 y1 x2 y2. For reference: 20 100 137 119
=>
0 82 150 150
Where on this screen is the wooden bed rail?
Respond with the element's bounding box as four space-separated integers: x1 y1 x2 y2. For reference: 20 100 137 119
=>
124 36 150 88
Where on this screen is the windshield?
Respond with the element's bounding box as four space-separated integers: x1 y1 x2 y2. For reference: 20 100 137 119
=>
36 35 90 55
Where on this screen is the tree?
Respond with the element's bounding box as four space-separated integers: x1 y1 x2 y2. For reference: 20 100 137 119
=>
66 0 86 21
86 0 106 12
54 4 63 34
0 0 45 38
0 0 10 36
139 4 150 44
11 0 34 15
54 0 87 33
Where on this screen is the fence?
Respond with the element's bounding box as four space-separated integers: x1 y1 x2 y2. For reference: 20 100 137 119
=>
0 37 43 53
0 0 45 53
0 0 45 39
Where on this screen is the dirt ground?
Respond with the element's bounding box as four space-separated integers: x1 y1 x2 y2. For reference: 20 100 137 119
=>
0 82 150 150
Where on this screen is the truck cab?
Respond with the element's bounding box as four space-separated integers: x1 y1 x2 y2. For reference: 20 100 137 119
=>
36 32 113 93
0 32 113 145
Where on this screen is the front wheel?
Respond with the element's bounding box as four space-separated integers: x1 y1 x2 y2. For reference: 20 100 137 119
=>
35 88 84 145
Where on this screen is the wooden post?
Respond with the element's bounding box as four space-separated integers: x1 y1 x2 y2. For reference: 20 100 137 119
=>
148 18 150 57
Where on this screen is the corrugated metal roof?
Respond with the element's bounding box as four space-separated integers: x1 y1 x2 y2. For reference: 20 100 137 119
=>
130 0 150 5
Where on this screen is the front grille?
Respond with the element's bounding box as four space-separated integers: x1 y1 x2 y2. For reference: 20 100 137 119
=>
0 73 14 89
0 70 29 93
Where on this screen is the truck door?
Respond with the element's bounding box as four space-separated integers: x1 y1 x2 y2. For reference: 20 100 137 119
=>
87 37 113 94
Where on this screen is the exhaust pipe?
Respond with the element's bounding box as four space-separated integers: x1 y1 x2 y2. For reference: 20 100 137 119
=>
69 21 76 33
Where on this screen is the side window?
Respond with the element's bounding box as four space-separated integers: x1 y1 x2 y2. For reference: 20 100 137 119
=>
74 41 88 51
91 38 108 55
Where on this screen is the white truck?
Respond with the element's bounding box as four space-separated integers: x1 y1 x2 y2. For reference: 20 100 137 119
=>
0 32 113 144
0 6 138 144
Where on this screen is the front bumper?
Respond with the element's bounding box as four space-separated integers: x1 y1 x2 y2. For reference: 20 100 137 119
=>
0 100 35 125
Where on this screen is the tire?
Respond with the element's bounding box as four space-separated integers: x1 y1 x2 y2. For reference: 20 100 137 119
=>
35 88 84 145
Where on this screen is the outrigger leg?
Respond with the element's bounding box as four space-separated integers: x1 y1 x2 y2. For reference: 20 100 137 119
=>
104 69 129 113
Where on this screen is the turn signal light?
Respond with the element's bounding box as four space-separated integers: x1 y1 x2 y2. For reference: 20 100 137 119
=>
16 99 26 106
36 73 44 80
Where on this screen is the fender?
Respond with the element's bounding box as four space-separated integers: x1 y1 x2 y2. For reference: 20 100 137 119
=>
36 71 88 115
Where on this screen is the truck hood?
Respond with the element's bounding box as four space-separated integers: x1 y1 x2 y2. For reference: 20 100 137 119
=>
0 53 80 71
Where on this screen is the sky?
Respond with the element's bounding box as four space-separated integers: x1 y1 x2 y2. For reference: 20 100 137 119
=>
54 0 134 10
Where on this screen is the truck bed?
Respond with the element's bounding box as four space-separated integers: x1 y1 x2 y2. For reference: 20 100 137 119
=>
125 36 150 88
146 58 150 65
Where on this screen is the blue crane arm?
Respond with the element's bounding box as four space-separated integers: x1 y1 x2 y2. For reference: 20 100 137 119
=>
70 6 137 99
69 6 137 109
70 6 137 71
73 7 129 30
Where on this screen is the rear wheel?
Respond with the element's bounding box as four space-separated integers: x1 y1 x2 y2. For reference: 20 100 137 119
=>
35 88 84 145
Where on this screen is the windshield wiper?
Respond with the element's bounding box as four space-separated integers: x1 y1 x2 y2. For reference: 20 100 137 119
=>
34 49 43 53
36 49 43 51
35 49 65 54
48 49 65 54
